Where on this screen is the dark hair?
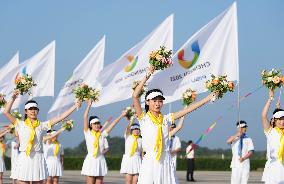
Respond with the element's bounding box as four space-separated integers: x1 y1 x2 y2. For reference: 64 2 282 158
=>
271 108 284 127
188 140 193 145
46 130 52 134
236 120 247 127
89 116 101 130
24 100 38 120
144 88 164 112
130 123 140 134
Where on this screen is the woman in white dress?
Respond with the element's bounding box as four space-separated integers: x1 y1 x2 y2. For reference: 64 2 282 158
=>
43 126 68 184
81 100 127 184
132 66 216 184
3 90 81 184
120 120 142 184
10 129 20 184
261 89 284 183
0 127 11 184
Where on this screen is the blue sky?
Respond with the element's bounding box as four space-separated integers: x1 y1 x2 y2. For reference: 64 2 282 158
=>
0 0 283 150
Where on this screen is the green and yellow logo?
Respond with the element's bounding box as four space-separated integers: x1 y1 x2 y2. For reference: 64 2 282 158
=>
124 55 138 72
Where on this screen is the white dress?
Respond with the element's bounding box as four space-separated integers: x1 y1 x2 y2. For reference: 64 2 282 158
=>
262 128 284 184
0 143 5 172
169 136 181 171
10 139 19 179
120 134 142 174
138 113 179 184
43 142 64 177
14 120 50 181
81 130 109 177
230 136 254 184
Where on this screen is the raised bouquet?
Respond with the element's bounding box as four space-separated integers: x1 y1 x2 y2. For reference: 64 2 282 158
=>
261 69 284 90
182 88 197 106
132 81 146 97
14 74 36 95
73 83 100 102
62 120 74 132
11 109 22 120
149 46 173 70
125 106 136 121
205 74 235 99
0 94 6 108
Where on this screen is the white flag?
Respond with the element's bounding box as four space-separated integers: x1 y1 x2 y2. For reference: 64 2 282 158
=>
95 14 173 107
149 3 239 103
47 36 105 118
0 41 56 108
0 52 19 93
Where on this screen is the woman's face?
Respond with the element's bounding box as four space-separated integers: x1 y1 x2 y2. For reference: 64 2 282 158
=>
146 98 164 113
275 117 284 129
25 107 39 120
132 129 140 136
91 123 101 131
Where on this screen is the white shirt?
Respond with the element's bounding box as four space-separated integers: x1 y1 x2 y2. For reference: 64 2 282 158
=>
84 130 109 157
15 120 50 152
169 136 181 162
230 136 254 168
124 134 142 156
186 145 195 159
265 128 284 164
43 142 64 160
138 113 174 153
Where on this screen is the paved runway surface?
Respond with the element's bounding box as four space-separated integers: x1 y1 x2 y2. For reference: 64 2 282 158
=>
3 171 263 183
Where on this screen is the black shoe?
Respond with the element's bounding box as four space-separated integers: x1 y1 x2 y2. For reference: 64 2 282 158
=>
190 179 196 182
186 179 190 182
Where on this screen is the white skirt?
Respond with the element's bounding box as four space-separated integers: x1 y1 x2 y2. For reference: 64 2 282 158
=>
120 154 141 174
262 159 284 184
15 152 48 181
10 156 18 179
81 154 108 177
138 151 179 184
46 157 62 177
0 156 6 172
261 160 269 182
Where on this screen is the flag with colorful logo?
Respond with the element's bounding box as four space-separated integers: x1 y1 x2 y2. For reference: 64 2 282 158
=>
148 3 239 103
95 14 173 107
0 41 55 109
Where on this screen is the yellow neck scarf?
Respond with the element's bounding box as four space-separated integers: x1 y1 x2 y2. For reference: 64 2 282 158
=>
275 127 284 162
91 130 101 158
53 140 59 156
130 134 139 157
147 111 163 161
24 118 40 156
0 142 5 158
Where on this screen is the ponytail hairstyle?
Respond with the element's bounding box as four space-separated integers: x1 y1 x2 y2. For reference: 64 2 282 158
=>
144 89 164 112
271 108 284 127
24 100 39 120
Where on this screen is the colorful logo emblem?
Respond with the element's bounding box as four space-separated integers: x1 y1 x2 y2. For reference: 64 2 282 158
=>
178 41 200 69
124 55 138 72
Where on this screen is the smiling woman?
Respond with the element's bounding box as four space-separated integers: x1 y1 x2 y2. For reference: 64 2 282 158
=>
2 90 81 184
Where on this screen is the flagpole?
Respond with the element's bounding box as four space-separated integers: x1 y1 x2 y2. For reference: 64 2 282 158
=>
237 82 241 124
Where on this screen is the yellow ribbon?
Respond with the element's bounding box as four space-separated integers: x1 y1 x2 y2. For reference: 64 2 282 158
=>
0 142 5 158
147 111 163 161
275 127 284 162
53 140 59 156
24 118 40 156
91 130 101 158
130 135 139 157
